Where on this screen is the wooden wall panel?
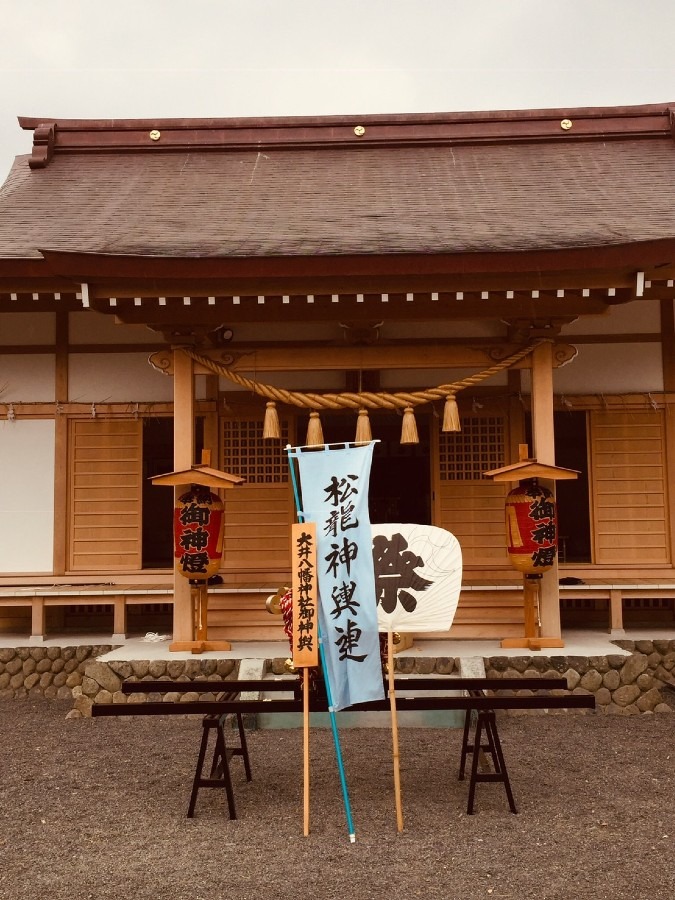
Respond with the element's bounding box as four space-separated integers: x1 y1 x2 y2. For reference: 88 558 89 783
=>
436 482 509 565
590 410 670 564
433 411 510 567
220 414 294 576
68 419 142 571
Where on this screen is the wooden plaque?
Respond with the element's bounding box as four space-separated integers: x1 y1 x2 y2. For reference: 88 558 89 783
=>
291 522 319 668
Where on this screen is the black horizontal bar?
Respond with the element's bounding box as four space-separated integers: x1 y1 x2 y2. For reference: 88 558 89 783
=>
92 692 594 718
121 676 567 695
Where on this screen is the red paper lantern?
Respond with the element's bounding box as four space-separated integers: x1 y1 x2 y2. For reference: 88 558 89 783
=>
174 486 224 580
505 479 557 574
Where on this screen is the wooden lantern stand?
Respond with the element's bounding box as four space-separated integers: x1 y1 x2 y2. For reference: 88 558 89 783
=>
484 446 579 651
151 451 244 654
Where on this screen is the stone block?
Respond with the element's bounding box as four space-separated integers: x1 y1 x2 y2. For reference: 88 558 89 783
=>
602 669 620 690
39 672 52 688
24 673 40 690
415 658 436 675
29 647 47 661
22 659 36 676
595 688 611 706
108 661 133 679
46 647 61 660
51 658 65 674
84 661 121 694
635 640 654 655
607 655 627 669
216 660 235 678
5 657 22 675
636 688 663 712
81 676 100 698
73 694 93 717
0 673 9 690
9 673 24 689
636 673 653 691
487 656 510 672
131 660 150 678
580 670 603 692
56 686 72 700
563 669 581 690
63 659 79 674
612 683 641 707
52 672 67 688
201 659 217 676
619 653 649 685
95 689 113 704
586 656 609 674
167 660 186 679
148 660 167 678
0 649 16 663
654 703 673 713
435 657 454 675
36 658 52 674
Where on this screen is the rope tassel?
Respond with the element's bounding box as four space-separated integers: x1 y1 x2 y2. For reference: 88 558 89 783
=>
306 411 324 446
263 401 281 440
400 407 419 444
442 392 461 432
355 408 372 443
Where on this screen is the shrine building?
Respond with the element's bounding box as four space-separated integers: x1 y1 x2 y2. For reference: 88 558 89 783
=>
2 102 675 645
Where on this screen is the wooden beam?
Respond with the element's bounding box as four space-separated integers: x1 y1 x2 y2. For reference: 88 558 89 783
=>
149 342 578 376
110 295 615 327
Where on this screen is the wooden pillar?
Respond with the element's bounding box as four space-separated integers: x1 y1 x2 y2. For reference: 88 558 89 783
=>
531 341 562 639
30 597 45 643
53 311 68 575
660 299 675 566
202 374 220 465
172 348 195 642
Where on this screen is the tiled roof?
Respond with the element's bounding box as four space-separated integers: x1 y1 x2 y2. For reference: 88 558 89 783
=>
2 104 675 261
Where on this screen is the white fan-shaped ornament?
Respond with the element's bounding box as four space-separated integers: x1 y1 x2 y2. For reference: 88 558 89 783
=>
372 524 462 632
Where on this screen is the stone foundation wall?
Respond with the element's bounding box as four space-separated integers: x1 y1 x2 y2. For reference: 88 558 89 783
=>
0 646 115 701
385 639 675 715
2 640 674 717
69 657 238 717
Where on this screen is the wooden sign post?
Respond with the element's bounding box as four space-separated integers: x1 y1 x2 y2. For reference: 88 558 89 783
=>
291 521 319 837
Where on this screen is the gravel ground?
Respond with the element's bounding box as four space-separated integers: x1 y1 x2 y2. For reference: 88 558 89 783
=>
1 700 674 900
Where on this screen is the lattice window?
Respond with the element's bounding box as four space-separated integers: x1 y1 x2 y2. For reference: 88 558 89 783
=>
221 419 290 483
439 416 505 481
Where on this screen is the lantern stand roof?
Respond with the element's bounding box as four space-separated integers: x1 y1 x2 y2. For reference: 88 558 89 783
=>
482 460 579 482
150 464 245 489
483 442 579 482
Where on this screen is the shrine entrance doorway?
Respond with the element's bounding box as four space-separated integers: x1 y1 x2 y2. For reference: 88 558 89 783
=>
321 412 432 526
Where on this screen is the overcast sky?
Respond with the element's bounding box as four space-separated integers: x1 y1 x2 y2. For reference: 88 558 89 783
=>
2 0 675 179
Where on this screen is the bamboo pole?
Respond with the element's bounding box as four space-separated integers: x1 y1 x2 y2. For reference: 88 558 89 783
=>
388 630 404 833
303 667 310 837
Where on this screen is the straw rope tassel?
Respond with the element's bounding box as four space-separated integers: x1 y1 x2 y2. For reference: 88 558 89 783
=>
355 408 372 443
262 401 281 440
306 411 324 446
442 392 461 432
400 407 419 444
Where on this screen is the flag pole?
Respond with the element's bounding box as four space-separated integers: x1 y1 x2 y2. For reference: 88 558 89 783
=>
287 447 357 843
388 629 404 832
